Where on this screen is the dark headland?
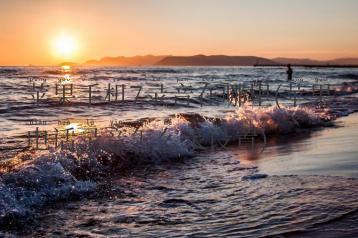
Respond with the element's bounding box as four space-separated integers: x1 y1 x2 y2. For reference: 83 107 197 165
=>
155 55 278 66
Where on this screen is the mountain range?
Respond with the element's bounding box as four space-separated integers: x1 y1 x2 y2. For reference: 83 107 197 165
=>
65 55 358 66
155 55 278 66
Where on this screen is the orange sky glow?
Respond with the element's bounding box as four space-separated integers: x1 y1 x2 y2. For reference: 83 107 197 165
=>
1 0 358 66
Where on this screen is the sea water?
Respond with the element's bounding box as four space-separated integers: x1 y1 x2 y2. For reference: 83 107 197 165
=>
0 66 357 236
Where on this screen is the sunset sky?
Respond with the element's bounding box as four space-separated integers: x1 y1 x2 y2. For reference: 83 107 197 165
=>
1 0 358 66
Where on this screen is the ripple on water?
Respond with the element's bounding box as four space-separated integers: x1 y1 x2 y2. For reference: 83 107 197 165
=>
22 151 358 238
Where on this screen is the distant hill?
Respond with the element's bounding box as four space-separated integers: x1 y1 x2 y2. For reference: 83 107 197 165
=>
328 58 358 65
274 57 358 66
155 55 278 66
84 55 167 66
60 55 358 67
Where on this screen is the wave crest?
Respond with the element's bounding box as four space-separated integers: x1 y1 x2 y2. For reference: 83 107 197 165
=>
0 105 328 227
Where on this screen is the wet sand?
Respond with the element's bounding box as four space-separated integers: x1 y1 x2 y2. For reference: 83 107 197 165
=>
247 113 358 178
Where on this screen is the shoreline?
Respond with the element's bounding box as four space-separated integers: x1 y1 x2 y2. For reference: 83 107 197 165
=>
237 112 358 178
1 109 357 235
8 112 358 236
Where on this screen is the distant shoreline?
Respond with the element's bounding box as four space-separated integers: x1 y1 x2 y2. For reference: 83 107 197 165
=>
1 65 358 68
2 55 358 67
254 64 358 68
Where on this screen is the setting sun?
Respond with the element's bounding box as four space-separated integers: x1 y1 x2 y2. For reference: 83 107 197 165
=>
53 34 77 59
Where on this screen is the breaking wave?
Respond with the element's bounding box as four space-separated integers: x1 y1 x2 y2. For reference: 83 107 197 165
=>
0 105 338 227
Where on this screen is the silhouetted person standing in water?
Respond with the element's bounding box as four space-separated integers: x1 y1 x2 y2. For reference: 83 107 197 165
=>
286 64 293 81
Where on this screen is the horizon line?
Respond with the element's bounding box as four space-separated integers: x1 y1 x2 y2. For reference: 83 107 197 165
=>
2 54 358 67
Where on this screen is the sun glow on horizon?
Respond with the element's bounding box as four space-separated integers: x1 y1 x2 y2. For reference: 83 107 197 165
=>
1 1 358 65
53 34 77 59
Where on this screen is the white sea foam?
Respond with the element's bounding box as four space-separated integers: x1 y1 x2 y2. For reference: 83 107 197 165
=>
0 105 332 227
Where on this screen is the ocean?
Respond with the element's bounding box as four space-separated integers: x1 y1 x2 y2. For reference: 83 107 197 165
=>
0 66 357 237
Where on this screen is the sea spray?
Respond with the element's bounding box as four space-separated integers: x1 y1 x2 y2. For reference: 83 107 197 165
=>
0 105 329 227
